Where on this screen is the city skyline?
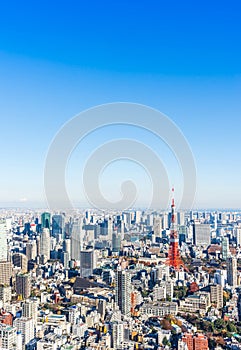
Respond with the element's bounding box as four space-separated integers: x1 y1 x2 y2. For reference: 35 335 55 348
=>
0 1 241 209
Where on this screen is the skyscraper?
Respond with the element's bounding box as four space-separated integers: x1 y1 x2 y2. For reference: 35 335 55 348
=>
80 249 96 277
13 317 35 349
12 253 28 273
52 214 64 238
25 240 37 261
221 236 229 260
41 212 51 229
16 274 31 299
70 221 82 261
0 219 8 262
227 256 237 288
0 261 12 285
115 267 131 316
112 231 121 253
40 228 50 261
22 299 38 326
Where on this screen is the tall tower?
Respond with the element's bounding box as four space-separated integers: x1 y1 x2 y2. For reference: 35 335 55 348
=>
167 188 183 270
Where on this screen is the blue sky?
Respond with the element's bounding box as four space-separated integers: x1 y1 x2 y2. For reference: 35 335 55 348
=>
0 1 241 209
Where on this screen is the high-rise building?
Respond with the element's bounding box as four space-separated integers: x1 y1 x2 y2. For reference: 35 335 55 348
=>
41 212 51 229
153 217 162 237
112 231 121 253
13 317 35 349
52 215 64 238
0 219 8 262
16 274 31 299
112 321 124 349
0 261 12 285
0 285 11 307
22 299 38 326
25 241 37 261
234 226 241 246
0 324 17 350
227 256 237 288
12 253 28 273
80 249 96 277
115 267 131 316
177 211 185 226
221 236 229 260
210 284 223 309
107 216 113 241
193 223 211 246
40 228 50 261
71 221 82 261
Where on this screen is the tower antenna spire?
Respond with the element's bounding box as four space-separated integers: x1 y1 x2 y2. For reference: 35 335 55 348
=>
166 186 184 271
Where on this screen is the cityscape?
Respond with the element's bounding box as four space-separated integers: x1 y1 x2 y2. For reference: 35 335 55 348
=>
1 196 241 349
1 1 241 350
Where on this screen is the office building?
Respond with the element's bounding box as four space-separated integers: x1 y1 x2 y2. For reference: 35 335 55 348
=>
221 236 229 260
80 249 96 277
25 241 37 261
14 317 35 349
41 212 51 229
40 228 50 261
16 274 31 299
12 253 28 273
112 231 121 252
71 221 82 261
52 214 64 238
193 223 211 246
227 256 237 288
0 220 8 262
0 261 12 285
210 284 223 309
22 299 38 326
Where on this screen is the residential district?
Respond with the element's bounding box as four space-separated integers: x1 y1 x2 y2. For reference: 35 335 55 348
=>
1 198 241 350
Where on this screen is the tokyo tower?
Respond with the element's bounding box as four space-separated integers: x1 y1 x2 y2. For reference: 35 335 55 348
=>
166 188 184 270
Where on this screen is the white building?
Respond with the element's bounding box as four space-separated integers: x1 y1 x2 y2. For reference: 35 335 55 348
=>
40 228 50 261
13 317 35 349
112 322 124 349
0 324 17 350
0 220 8 262
22 299 38 326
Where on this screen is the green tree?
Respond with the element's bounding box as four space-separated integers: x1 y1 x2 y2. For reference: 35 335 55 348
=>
214 318 226 331
227 321 237 333
162 336 169 346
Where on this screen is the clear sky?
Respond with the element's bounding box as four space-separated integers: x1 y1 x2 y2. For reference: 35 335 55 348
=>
0 0 241 209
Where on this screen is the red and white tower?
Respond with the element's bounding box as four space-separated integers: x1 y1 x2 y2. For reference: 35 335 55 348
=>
166 188 183 270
